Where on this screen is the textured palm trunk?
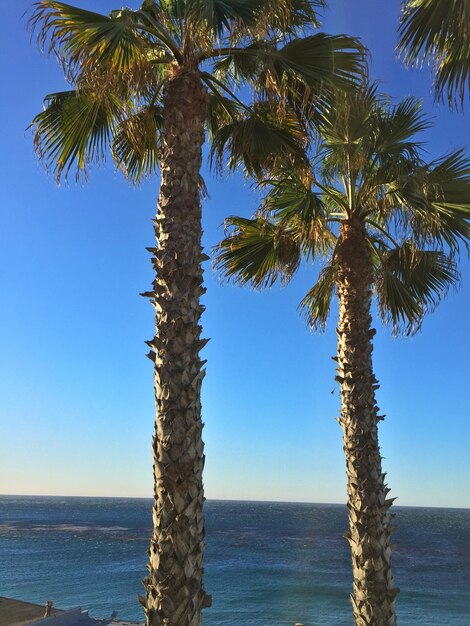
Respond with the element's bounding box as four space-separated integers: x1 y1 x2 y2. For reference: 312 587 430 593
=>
143 65 211 626
335 218 399 626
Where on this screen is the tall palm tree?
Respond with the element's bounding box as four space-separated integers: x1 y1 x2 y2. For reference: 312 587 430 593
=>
398 0 470 106
30 2 363 624
215 85 470 625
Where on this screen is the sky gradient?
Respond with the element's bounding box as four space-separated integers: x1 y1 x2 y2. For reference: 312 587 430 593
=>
1 0 469 508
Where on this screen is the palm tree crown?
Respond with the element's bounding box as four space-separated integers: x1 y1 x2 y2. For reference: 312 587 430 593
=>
30 0 363 181
398 0 470 107
216 85 470 334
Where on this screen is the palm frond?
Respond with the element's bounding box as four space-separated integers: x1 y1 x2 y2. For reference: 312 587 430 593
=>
205 89 243 142
398 0 470 106
256 0 324 36
393 150 470 252
315 83 381 185
373 96 430 160
426 149 470 210
30 1 166 85
357 97 429 204
139 0 184 43
213 34 364 102
112 104 163 182
375 241 460 334
191 0 323 43
211 104 308 178
299 262 338 330
31 89 122 181
264 34 365 99
212 41 268 85
214 215 301 287
261 173 323 222
433 47 470 107
259 172 336 258
190 0 268 36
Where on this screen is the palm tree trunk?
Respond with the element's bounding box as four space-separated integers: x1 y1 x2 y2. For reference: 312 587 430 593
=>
143 65 211 626
335 218 399 626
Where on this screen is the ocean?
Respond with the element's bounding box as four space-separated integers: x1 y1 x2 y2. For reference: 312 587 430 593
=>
0 496 468 625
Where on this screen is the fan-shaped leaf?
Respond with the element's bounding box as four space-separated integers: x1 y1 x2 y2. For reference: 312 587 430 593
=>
375 242 460 334
267 34 365 97
299 263 338 330
112 105 163 181
214 216 301 287
398 0 470 106
260 172 336 258
31 89 122 181
212 105 308 177
31 1 168 84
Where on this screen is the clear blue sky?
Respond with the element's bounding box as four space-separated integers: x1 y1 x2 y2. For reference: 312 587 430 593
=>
0 1 468 508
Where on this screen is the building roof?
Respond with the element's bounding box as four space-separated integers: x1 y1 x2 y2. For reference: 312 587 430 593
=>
0 597 141 626
0 597 62 626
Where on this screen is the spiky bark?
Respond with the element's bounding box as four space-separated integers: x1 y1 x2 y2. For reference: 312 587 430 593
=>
335 218 399 626
143 65 211 626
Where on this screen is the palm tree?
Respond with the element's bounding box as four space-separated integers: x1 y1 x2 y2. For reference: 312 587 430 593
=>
398 0 470 107
214 85 470 625
30 2 363 624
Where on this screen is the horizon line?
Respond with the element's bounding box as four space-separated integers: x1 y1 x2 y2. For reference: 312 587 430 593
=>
1 493 468 511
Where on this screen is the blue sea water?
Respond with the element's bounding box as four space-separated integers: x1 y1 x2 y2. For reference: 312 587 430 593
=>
0 497 469 625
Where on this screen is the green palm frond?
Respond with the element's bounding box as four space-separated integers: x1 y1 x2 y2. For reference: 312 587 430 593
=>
317 89 428 185
299 262 338 330
392 150 470 251
189 0 323 42
211 105 308 178
111 104 163 181
31 89 122 181
319 82 378 140
434 50 470 107
212 41 268 84
374 96 430 160
214 216 301 287
375 241 460 334
259 172 336 257
318 185 349 215
255 0 324 36
261 173 323 222
357 97 430 204
398 0 470 106
31 1 171 82
190 0 268 36
211 34 364 100
265 34 365 98
364 159 422 225
205 90 243 142
316 83 379 183
139 0 184 41
426 150 470 210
